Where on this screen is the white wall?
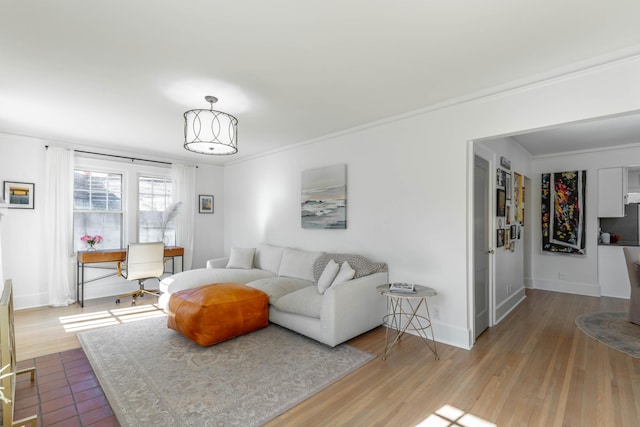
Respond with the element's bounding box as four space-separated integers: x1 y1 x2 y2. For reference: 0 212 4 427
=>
193 165 225 268
0 134 48 307
0 133 226 308
224 54 640 349
531 145 640 296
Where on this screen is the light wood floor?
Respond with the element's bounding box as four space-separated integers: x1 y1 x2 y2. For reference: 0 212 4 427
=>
14 289 640 426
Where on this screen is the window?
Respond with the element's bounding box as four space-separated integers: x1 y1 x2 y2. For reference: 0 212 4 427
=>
138 176 175 245
73 170 123 251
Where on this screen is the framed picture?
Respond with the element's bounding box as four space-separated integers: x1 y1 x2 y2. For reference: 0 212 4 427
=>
3 181 34 209
500 156 511 170
199 195 214 214
301 164 347 229
505 172 512 200
496 189 506 216
510 224 516 239
497 229 505 247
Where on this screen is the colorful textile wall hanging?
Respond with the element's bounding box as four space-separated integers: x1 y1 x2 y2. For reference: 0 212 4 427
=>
541 170 586 255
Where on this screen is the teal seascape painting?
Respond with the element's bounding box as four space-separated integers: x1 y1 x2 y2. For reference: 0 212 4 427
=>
301 164 346 229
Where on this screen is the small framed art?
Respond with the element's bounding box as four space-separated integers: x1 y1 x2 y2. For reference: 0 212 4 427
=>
3 181 35 209
496 189 506 216
199 195 214 214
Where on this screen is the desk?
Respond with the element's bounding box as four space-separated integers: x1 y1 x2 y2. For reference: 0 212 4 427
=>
377 283 439 360
76 246 184 307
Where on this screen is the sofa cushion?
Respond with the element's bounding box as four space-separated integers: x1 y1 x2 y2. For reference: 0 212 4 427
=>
226 247 255 269
313 253 388 284
332 261 355 286
278 248 322 282
254 243 284 274
246 276 313 304
272 287 323 319
317 259 339 295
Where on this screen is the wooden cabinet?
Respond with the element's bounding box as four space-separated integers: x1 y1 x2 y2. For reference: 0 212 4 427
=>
598 167 628 218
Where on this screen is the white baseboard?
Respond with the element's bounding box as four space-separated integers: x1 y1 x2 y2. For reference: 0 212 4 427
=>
397 320 471 350
527 277 600 297
14 292 49 310
495 287 526 324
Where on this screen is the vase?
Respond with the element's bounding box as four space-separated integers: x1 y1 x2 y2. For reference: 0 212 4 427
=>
87 243 96 251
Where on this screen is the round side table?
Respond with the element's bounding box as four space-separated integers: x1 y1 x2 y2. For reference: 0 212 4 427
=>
376 283 439 360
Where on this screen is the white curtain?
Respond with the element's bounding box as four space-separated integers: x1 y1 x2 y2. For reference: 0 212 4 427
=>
45 147 75 306
171 164 196 270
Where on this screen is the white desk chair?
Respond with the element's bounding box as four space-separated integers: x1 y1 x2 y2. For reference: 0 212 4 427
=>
116 242 165 306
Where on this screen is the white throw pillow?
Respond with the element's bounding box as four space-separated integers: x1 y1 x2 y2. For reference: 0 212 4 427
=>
278 248 322 282
331 261 355 287
317 259 339 295
226 247 256 269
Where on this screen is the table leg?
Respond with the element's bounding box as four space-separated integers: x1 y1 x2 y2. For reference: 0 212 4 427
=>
81 262 85 307
381 296 438 360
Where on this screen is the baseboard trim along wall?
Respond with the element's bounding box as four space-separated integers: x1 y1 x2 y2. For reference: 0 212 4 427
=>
495 287 526 324
528 278 600 297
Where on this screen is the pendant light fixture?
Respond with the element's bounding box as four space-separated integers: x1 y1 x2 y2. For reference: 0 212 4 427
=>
183 96 238 155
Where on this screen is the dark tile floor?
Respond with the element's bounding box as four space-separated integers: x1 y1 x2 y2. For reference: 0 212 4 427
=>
11 349 119 427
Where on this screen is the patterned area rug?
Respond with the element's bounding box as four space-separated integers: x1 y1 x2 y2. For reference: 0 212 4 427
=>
575 312 640 358
78 316 375 427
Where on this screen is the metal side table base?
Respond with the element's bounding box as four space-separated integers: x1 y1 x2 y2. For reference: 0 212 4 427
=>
377 284 439 360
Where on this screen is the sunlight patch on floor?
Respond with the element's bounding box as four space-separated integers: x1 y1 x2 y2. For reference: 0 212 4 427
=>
60 304 165 332
416 405 496 427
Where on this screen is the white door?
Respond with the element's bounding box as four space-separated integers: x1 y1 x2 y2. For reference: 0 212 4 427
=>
474 155 490 339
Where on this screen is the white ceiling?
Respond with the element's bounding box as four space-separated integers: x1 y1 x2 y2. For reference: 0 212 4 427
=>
1 1 640 164
511 111 640 157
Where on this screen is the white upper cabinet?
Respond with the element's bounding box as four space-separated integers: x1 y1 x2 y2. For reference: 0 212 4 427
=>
598 167 628 217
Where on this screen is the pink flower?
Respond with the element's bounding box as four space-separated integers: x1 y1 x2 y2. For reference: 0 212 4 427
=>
80 235 103 246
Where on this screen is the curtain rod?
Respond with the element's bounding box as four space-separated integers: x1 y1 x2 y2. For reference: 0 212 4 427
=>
45 146 172 166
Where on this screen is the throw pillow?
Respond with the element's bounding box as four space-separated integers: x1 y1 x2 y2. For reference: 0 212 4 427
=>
317 259 339 295
226 247 256 269
331 261 355 287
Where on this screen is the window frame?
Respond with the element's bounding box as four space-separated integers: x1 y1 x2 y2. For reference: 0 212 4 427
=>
137 173 175 245
73 156 172 252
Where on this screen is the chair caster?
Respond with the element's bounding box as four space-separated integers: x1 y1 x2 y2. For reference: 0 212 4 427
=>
115 299 120 304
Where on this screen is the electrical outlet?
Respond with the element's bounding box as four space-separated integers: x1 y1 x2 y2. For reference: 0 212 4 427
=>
558 272 565 280
432 306 440 320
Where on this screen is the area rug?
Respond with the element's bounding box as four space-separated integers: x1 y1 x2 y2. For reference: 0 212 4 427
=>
575 311 640 358
78 316 375 427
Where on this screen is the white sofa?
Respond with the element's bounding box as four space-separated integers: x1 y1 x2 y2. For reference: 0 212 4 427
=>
159 243 388 347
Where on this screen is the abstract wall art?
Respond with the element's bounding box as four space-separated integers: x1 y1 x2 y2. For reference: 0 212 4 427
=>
541 170 586 255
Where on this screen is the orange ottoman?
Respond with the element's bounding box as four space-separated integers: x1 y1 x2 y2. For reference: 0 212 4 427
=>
167 282 269 346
